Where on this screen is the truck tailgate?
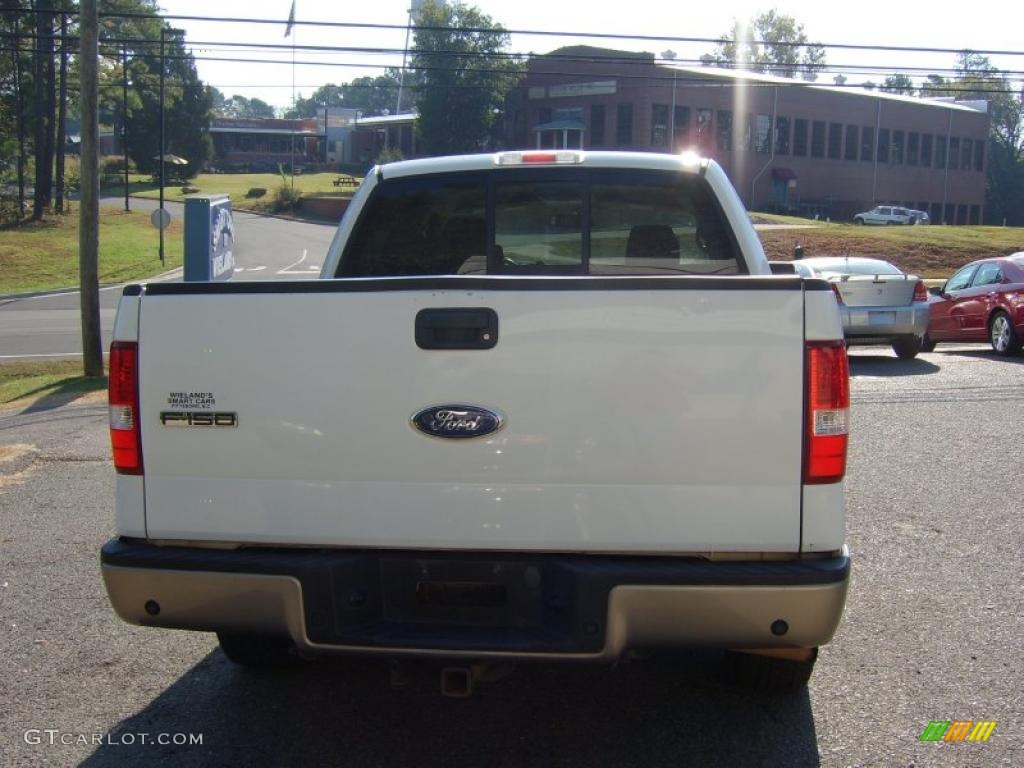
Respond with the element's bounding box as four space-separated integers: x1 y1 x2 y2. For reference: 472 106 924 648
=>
138 278 806 553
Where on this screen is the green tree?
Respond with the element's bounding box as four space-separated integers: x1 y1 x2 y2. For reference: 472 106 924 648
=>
220 94 276 118
880 73 915 95
286 73 404 118
918 74 949 98
94 2 212 177
948 52 1024 225
701 9 826 81
410 1 523 155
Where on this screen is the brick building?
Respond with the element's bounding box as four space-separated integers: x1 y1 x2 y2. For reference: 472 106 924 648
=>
522 47 991 224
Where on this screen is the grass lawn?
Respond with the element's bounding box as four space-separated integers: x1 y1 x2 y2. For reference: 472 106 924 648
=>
0 207 182 294
0 359 107 406
112 172 360 214
751 214 1024 277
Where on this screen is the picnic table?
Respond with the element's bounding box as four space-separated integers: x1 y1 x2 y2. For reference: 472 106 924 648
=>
332 174 359 189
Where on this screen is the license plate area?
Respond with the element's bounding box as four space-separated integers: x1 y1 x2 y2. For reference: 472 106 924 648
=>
317 554 603 653
869 311 896 325
382 558 542 628
416 580 508 608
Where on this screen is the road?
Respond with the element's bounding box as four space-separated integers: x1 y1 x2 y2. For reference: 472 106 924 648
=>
0 200 336 360
0 345 1021 766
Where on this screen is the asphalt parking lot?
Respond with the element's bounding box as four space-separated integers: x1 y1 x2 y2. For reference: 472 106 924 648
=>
1 345 1021 767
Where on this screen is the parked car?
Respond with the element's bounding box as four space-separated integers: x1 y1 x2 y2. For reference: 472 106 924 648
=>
924 254 1024 355
908 209 930 225
852 206 915 226
792 256 929 358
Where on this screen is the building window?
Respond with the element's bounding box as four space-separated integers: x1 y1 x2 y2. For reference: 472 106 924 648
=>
956 204 967 224
775 116 790 155
716 110 733 151
793 119 808 157
755 114 771 154
695 108 713 150
920 133 932 166
948 137 960 169
936 135 947 168
961 138 972 171
844 125 858 160
944 203 955 224
907 132 919 166
673 105 690 149
743 114 754 152
827 122 842 159
974 140 984 172
616 103 633 146
877 129 890 163
651 104 670 148
861 126 874 162
970 204 980 224
590 105 606 147
538 107 552 125
892 130 904 165
810 121 825 158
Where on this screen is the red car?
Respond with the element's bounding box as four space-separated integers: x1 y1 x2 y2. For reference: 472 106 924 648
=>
925 253 1024 355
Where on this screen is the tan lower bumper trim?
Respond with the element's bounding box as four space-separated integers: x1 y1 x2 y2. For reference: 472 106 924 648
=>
102 565 848 661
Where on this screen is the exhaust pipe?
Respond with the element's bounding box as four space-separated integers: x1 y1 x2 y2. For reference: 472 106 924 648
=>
440 666 474 698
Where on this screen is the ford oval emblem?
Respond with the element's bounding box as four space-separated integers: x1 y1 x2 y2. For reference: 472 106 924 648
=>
412 405 503 439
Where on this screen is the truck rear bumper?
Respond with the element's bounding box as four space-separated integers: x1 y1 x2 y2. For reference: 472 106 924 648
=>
101 539 850 661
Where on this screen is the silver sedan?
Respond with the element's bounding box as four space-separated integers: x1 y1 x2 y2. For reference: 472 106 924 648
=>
793 256 930 359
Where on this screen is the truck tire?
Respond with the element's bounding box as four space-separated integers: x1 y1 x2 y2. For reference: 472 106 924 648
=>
723 648 818 691
217 632 297 668
892 336 923 360
920 333 936 352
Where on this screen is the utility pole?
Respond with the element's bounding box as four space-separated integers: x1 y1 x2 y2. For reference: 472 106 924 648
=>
159 26 166 265
122 42 130 212
79 0 103 378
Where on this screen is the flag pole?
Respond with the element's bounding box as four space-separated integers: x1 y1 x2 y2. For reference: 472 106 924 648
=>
286 1 296 189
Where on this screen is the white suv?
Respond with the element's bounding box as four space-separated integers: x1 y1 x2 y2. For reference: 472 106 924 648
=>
853 205 914 226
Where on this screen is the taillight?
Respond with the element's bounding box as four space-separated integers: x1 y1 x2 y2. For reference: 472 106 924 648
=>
109 341 142 474
804 341 849 484
830 283 845 306
912 280 928 302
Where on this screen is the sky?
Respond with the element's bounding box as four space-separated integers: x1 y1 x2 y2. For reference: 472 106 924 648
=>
155 0 1024 110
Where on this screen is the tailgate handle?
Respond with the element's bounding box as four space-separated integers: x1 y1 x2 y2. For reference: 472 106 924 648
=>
416 308 498 350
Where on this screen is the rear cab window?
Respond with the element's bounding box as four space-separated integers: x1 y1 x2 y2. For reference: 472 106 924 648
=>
336 168 745 277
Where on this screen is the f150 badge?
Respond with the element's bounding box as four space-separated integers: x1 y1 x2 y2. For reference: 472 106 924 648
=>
412 405 503 439
160 412 238 427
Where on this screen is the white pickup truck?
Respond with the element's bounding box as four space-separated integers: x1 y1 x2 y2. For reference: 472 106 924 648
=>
101 151 850 691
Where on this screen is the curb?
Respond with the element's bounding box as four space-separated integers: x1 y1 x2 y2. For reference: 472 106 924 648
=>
0 268 183 302
122 193 339 226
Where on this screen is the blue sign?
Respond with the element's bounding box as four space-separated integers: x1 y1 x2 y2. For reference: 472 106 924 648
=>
184 194 235 282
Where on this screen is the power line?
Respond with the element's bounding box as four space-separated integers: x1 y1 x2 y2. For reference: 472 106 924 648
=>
5 31 1024 83
25 8 1024 60
103 11 1024 59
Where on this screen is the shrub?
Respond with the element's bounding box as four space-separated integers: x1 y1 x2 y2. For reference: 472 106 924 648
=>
375 147 404 164
272 183 301 212
63 156 81 192
181 185 200 194
101 156 135 174
245 188 267 198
